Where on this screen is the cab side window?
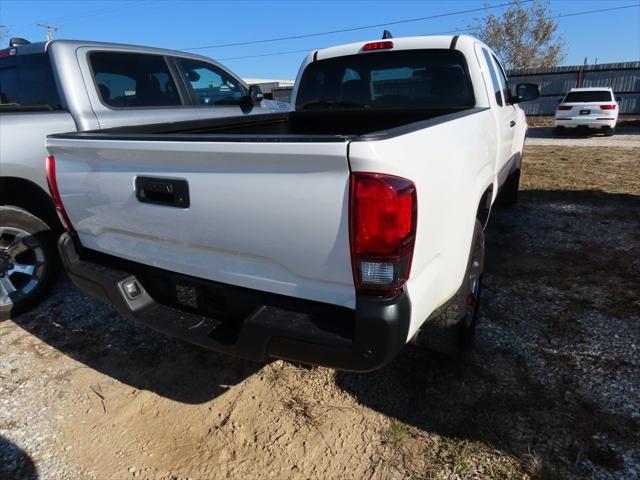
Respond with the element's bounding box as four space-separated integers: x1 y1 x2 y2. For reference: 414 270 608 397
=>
90 52 182 108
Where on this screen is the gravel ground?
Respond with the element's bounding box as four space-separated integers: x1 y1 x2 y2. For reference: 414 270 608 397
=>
1 144 639 480
526 125 640 147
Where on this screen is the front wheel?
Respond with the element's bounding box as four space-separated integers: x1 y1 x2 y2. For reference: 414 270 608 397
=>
421 220 485 355
0 206 59 320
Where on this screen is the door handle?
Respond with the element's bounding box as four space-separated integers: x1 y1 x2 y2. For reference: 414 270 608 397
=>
510 120 516 128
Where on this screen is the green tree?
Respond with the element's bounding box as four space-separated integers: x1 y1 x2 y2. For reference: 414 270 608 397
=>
469 0 565 69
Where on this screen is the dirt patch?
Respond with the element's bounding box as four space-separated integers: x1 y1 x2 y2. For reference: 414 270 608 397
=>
2 144 639 479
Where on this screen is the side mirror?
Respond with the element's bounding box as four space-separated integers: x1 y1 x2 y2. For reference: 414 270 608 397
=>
185 70 200 82
249 85 263 104
615 96 622 103
514 83 539 103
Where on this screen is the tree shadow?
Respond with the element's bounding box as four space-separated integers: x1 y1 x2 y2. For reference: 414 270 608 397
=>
10 280 265 404
0 435 38 480
337 188 640 477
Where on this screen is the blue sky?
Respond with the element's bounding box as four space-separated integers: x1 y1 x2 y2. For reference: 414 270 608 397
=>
1 0 639 79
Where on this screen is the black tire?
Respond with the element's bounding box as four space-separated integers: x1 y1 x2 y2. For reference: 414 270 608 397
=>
497 169 520 207
0 206 59 320
603 126 614 137
421 220 485 355
553 126 565 136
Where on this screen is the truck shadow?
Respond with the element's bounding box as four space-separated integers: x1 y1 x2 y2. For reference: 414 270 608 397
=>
0 435 38 480
11 281 264 404
527 125 639 139
336 189 640 477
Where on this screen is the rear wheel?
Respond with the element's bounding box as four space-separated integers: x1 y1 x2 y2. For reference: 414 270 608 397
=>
0 206 59 320
421 220 485 355
602 126 614 137
553 126 565 136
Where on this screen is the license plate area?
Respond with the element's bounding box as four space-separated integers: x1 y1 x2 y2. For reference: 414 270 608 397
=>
580 110 591 115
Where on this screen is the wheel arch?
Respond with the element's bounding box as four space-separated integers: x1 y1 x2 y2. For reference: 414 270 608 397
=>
476 184 493 229
0 177 62 234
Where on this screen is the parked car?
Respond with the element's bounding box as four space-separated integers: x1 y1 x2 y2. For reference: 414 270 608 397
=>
553 87 619 136
0 37 272 319
46 34 539 370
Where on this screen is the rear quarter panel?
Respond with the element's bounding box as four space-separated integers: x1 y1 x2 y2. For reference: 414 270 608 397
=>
348 109 497 340
0 111 77 191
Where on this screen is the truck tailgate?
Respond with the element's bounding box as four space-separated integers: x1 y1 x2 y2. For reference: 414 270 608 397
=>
46 137 355 309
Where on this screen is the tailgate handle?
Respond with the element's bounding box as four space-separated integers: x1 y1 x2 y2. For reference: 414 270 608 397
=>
135 177 190 208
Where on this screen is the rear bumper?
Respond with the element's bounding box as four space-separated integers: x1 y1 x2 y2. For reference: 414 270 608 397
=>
58 233 411 371
554 117 617 128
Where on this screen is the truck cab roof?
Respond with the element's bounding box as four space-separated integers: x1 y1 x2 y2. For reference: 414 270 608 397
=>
313 34 482 61
2 38 230 72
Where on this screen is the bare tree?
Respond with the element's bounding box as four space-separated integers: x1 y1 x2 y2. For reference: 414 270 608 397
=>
0 26 9 45
469 0 565 69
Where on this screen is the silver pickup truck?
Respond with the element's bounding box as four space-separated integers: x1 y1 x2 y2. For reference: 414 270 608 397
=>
0 37 271 319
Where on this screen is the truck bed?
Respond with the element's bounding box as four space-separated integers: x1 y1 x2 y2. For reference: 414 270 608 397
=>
50 107 474 141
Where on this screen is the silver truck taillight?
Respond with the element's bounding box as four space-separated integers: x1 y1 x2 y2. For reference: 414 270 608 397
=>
45 155 75 233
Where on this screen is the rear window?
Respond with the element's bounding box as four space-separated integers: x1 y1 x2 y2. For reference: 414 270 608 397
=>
0 53 62 109
89 52 181 108
564 91 612 103
296 50 475 110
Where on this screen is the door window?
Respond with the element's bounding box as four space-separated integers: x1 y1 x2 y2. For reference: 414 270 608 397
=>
176 58 245 106
481 48 503 107
492 54 512 105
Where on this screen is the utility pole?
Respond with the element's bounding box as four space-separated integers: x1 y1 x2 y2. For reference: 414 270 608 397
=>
37 23 61 41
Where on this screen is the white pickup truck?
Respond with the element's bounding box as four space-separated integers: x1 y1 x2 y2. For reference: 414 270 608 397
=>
46 35 538 371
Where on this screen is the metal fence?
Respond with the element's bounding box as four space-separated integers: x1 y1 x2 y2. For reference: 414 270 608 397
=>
507 61 640 115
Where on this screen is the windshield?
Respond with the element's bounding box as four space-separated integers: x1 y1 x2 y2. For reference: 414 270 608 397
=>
296 50 475 110
564 91 612 103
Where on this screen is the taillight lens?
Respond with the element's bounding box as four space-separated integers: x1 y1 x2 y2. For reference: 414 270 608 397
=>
600 104 616 110
349 172 417 296
45 155 74 232
557 105 572 110
362 41 394 52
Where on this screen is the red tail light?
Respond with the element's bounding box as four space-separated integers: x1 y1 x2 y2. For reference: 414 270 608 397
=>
45 156 74 232
362 41 393 52
600 104 616 110
0 48 16 58
349 172 417 296
557 105 572 110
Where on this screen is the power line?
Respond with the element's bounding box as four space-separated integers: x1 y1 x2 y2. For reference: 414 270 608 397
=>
182 0 533 51
12 1 176 34
216 3 640 62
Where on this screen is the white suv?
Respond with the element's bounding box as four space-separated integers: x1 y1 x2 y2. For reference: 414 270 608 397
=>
554 87 619 136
